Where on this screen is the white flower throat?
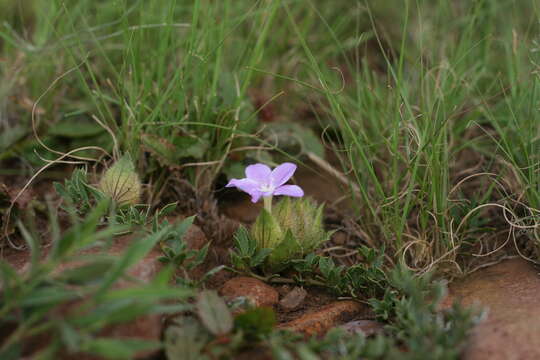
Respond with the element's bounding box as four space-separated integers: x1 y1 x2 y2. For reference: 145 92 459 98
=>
260 183 274 192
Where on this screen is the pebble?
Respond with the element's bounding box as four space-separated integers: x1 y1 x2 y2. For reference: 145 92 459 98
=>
278 300 368 336
220 277 279 308
339 320 385 337
279 287 308 312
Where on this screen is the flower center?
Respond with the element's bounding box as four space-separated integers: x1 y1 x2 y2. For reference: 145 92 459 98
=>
260 183 274 193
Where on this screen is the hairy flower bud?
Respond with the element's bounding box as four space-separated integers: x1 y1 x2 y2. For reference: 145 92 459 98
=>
250 197 331 272
99 155 141 206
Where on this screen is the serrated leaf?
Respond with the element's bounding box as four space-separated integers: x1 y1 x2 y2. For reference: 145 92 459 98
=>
233 226 253 256
196 290 233 336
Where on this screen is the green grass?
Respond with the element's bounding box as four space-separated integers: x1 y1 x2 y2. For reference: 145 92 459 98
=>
276 0 540 272
1 0 539 269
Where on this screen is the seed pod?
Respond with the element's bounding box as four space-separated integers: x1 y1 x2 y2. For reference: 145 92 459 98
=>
99 155 141 206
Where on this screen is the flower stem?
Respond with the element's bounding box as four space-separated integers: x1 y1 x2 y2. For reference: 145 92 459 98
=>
263 196 272 213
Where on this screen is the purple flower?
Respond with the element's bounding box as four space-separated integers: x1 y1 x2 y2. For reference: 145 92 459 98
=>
226 163 304 203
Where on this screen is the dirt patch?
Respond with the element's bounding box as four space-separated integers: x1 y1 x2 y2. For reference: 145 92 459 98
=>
441 258 540 360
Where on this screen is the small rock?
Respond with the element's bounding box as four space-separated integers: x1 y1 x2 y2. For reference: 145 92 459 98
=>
277 284 292 297
165 217 208 250
220 277 279 308
339 320 384 337
279 287 308 312
279 301 368 336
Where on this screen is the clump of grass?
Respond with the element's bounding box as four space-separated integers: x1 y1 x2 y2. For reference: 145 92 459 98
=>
277 0 540 272
0 0 282 196
0 199 193 359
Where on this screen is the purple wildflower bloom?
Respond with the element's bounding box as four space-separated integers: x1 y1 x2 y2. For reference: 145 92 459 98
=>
226 162 304 203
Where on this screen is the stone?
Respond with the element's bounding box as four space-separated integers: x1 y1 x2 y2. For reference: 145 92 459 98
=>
440 258 540 360
339 320 384 337
219 277 279 308
278 301 369 336
279 287 308 312
166 216 208 250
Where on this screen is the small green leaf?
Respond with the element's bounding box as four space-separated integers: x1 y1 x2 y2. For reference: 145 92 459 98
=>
141 133 181 168
196 290 233 336
251 248 272 267
159 202 178 216
49 119 105 138
265 230 300 273
81 338 159 360
234 226 253 256
172 136 209 159
251 209 283 250
234 307 276 339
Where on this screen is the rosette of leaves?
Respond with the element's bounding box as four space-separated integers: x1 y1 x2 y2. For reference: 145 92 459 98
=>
250 197 332 273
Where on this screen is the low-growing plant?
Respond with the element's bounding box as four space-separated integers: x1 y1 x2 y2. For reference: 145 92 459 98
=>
55 161 178 232
254 197 333 272
53 167 102 216
227 162 333 272
231 231 388 299
0 200 193 359
291 247 388 299
159 216 224 288
229 226 272 271
163 266 478 360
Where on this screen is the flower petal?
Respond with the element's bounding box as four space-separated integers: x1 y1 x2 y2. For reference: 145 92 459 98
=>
249 190 264 203
245 163 271 183
270 162 297 187
273 185 304 197
226 178 258 192
226 178 264 203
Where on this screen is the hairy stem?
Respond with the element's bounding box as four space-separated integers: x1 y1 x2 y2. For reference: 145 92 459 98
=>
263 196 272 213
